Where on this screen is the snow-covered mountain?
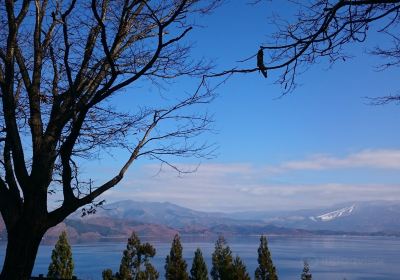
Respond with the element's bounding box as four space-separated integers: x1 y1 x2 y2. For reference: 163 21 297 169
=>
230 200 400 233
310 205 355 222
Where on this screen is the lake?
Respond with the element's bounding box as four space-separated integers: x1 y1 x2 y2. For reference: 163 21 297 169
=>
1 235 400 279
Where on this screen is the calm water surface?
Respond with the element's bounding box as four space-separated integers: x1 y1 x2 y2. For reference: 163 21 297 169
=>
1 235 399 280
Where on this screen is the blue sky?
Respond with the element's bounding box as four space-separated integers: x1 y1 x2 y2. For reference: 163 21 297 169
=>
85 1 400 212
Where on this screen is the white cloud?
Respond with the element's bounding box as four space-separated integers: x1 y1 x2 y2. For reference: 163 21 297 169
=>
274 149 400 172
100 150 400 212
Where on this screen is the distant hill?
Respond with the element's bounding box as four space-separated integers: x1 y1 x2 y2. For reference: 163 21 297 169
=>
71 200 260 228
1 200 400 241
228 200 400 233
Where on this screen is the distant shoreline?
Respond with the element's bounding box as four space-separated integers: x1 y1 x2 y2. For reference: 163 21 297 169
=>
2 231 399 246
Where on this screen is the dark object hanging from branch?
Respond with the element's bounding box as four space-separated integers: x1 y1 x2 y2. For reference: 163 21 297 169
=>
257 48 268 78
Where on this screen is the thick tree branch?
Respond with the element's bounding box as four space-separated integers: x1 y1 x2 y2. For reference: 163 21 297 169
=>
3 0 30 188
61 0 77 88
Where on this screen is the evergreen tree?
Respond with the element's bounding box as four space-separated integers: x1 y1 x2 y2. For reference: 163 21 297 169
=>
300 261 312 280
103 269 116 280
190 248 209 280
254 235 278 280
140 263 159 280
232 256 250 280
211 236 233 280
47 231 74 279
116 232 159 280
165 234 189 280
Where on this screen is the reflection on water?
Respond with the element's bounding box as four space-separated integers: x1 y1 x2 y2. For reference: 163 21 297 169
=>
1 235 399 280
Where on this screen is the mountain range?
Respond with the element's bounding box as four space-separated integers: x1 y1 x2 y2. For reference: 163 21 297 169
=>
1 200 399 241
226 200 400 233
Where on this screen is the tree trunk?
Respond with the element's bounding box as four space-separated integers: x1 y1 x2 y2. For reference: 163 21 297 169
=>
0 222 45 280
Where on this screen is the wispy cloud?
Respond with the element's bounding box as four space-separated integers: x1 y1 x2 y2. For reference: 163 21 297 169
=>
100 149 400 212
268 149 400 173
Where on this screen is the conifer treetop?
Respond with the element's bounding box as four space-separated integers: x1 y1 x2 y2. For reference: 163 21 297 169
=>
301 260 312 280
165 234 189 280
232 256 251 280
255 235 278 280
211 236 234 280
190 248 209 280
47 231 74 279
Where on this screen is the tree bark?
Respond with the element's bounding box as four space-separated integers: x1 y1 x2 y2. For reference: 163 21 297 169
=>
0 219 46 280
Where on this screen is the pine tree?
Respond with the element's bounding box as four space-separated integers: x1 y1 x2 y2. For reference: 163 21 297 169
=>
165 234 189 280
211 236 233 280
190 248 209 280
140 263 159 280
301 261 312 280
47 231 74 279
232 256 250 280
254 235 278 280
116 232 159 280
103 269 116 280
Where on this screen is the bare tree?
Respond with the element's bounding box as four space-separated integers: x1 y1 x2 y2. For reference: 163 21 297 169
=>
0 1 220 279
220 0 400 96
